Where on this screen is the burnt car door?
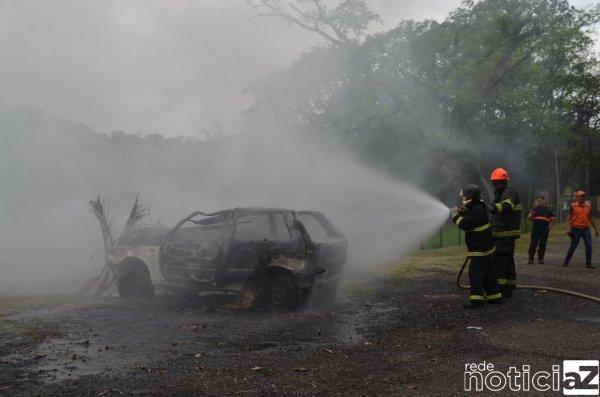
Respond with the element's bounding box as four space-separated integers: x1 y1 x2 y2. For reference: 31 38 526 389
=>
217 209 296 285
160 210 232 285
295 211 347 284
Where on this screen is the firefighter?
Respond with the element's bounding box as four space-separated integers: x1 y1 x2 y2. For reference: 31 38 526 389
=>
451 184 502 308
527 195 555 264
487 168 521 297
563 191 599 268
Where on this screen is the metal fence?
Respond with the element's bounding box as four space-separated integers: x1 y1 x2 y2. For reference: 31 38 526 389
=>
421 216 532 250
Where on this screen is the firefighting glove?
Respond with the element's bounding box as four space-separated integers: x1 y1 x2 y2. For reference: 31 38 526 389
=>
449 207 459 217
487 204 496 213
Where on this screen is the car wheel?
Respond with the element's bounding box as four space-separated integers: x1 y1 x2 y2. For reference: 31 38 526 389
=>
260 276 300 311
117 258 155 298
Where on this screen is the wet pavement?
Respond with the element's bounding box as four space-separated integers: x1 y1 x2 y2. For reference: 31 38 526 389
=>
1 240 600 395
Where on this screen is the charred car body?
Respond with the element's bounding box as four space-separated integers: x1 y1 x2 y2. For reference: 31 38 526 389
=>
112 208 347 310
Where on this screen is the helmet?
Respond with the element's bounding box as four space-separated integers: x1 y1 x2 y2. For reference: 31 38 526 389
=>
461 184 481 200
575 191 586 197
490 168 509 181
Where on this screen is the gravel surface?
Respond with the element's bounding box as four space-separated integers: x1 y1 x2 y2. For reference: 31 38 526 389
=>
1 237 599 396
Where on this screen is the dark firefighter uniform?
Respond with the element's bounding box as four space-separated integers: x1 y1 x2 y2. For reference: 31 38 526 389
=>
490 185 521 295
528 206 555 263
453 200 502 304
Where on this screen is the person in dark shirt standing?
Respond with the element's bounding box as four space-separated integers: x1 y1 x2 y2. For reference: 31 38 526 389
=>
527 195 555 264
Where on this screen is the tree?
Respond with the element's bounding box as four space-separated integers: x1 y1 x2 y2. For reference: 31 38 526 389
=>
246 0 381 46
245 0 600 202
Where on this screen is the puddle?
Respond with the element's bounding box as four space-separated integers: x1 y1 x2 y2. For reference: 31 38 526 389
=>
33 337 141 383
7 294 393 384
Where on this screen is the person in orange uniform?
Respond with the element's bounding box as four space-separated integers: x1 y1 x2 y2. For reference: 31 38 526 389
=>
563 191 599 268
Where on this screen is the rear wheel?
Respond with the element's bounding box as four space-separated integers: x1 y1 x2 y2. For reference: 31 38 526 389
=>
117 257 155 298
260 276 300 311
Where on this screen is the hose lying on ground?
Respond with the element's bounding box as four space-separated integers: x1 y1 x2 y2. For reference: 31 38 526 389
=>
456 257 600 303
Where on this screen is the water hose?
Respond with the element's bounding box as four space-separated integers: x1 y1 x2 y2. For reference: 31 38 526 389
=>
456 257 600 303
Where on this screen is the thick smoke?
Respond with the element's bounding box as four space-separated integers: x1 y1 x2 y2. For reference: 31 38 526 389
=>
0 108 448 294
207 128 450 269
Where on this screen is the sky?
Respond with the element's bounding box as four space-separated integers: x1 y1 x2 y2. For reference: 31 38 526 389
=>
0 0 597 137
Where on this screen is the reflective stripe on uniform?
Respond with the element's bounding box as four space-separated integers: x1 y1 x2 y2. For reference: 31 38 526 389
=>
469 294 486 301
501 199 515 210
467 247 496 257
493 230 521 238
495 200 520 213
470 223 491 232
533 216 551 222
497 278 516 286
455 216 464 226
485 292 502 301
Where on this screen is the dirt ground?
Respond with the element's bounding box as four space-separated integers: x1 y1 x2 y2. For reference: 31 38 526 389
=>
1 231 600 396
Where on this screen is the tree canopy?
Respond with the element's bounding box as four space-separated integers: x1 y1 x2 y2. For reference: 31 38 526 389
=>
245 0 600 206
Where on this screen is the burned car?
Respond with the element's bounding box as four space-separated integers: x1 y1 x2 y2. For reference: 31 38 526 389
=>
107 226 169 298
159 208 347 310
109 207 347 310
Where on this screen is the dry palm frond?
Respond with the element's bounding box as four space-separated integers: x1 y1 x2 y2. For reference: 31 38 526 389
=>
80 194 150 296
89 196 114 252
95 267 115 296
113 193 150 246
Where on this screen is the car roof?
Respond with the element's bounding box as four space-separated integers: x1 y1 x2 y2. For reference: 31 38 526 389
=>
235 207 291 212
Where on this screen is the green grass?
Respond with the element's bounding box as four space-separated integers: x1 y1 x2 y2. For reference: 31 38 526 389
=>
0 296 67 342
386 221 573 279
381 245 466 279
0 295 71 314
0 318 62 342
423 218 536 250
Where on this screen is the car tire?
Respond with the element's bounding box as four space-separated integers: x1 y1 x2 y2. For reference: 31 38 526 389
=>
260 276 301 311
117 257 155 298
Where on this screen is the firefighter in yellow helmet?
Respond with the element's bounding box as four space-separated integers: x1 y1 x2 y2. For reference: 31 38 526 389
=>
487 168 521 297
